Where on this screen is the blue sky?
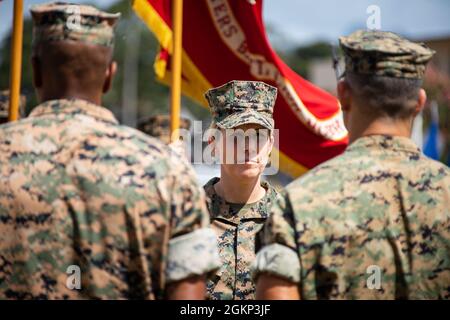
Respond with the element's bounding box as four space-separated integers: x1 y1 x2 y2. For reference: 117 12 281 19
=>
1 0 450 47
264 0 450 46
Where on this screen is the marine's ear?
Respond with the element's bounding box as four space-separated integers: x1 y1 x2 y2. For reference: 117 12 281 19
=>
103 60 117 94
413 88 427 117
337 79 352 113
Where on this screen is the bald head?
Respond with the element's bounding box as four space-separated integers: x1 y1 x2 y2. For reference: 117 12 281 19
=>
32 41 117 105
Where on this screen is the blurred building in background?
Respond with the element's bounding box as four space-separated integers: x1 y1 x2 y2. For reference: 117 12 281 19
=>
423 34 450 77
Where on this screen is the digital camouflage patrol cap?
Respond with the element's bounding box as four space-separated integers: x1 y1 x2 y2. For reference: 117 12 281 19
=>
339 30 435 79
30 1 121 47
0 90 26 122
205 80 277 130
137 115 191 144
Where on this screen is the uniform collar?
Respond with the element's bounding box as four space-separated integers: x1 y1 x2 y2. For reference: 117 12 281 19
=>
204 177 277 224
29 99 119 125
347 135 421 154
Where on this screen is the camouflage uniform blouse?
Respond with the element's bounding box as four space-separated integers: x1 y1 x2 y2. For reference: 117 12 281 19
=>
204 177 278 300
0 99 219 299
255 135 450 299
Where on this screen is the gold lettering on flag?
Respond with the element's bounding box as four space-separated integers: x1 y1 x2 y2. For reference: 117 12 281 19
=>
206 0 347 141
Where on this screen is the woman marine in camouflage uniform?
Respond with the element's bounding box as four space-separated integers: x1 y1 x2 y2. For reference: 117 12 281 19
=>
203 80 279 300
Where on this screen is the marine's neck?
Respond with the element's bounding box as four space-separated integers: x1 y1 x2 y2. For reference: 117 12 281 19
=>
215 173 266 204
348 115 413 144
39 90 102 106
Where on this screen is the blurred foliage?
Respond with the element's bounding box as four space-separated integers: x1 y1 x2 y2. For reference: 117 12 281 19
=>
280 42 334 79
0 17 35 115
423 62 450 114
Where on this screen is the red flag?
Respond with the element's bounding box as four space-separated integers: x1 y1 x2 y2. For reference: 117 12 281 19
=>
133 0 348 177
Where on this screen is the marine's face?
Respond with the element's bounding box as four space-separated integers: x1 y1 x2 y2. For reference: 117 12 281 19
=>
217 123 273 180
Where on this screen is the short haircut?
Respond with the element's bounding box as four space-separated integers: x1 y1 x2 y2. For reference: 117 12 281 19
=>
33 41 113 91
345 72 422 119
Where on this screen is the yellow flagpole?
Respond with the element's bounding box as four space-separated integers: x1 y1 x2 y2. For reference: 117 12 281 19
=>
8 0 24 122
170 0 183 142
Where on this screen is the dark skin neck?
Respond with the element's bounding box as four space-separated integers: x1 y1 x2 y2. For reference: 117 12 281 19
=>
32 41 116 106
38 87 103 106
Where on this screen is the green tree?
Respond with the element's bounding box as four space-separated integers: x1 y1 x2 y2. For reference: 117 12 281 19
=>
280 41 335 79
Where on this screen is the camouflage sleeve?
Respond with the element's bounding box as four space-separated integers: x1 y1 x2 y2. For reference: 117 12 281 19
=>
165 153 220 283
253 192 301 283
166 228 220 283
